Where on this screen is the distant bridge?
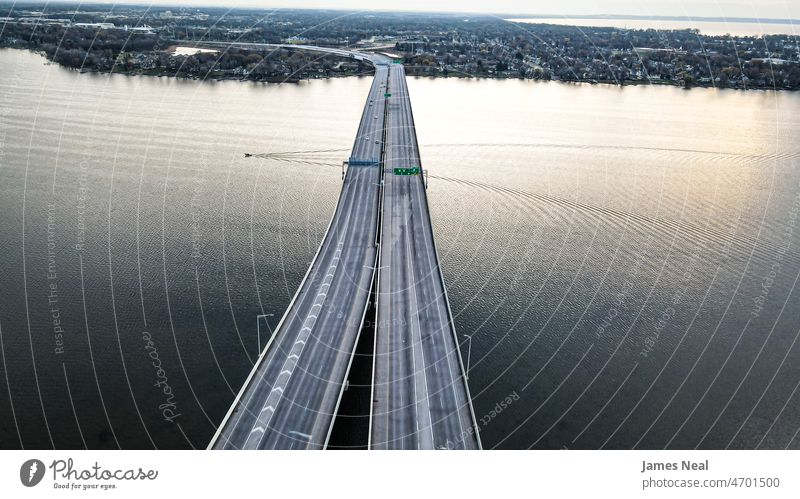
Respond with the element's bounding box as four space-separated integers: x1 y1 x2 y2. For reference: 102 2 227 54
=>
208 46 480 450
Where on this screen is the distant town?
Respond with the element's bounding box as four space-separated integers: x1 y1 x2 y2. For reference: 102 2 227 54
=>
1 3 799 89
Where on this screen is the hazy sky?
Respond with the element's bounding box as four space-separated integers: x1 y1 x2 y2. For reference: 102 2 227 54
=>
86 1 800 19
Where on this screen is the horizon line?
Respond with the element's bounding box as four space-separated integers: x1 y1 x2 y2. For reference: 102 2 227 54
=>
2 1 800 25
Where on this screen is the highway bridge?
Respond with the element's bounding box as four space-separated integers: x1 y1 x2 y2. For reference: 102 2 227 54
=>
209 48 480 450
370 64 480 450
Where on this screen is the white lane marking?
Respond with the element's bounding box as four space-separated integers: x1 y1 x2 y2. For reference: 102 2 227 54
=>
406 219 435 448
288 430 312 440
251 426 265 434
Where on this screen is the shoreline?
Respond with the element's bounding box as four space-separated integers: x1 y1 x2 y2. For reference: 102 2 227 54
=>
8 47 797 92
409 75 794 92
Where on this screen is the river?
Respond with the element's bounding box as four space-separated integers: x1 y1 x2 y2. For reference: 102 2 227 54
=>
1 48 799 449
508 17 800 36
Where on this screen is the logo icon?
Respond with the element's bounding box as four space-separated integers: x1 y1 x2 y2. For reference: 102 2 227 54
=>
20 459 45 487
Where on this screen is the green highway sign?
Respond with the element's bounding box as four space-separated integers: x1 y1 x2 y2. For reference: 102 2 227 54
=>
393 167 420 176
384 93 392 98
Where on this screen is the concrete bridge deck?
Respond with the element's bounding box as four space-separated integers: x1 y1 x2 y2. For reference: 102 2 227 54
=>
369 64 480 450
209 64 388 450
209 49 480 450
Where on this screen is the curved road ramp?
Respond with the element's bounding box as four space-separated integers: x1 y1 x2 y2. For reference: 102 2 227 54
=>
208 48 480 450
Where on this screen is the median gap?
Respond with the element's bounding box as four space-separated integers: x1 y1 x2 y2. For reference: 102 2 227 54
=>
326 290 377 450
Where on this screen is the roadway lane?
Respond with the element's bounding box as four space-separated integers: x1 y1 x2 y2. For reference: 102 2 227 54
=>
370 65 481 449
210 64 389 450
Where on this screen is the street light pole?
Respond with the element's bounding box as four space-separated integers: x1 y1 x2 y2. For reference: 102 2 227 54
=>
463 334 473 381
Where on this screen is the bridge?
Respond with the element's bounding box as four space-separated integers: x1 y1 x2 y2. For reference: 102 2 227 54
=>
369 64 480 450
209 47 480 450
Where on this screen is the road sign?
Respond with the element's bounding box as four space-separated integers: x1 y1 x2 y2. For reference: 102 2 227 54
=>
393 167 420 176
349 157 379 166
384 93 392 98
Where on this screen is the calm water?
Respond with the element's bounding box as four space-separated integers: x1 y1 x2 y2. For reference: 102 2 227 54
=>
508 17 800 36
1 48 800 449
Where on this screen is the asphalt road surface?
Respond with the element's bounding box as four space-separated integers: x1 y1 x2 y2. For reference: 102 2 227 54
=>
210 64 389 450
370 65 481 450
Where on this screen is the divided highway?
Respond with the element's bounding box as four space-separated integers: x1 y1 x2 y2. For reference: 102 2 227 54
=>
209 63 389 450
209 48 481 450
370 65 481 450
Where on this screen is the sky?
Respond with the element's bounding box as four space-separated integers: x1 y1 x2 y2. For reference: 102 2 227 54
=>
79 1 800 20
